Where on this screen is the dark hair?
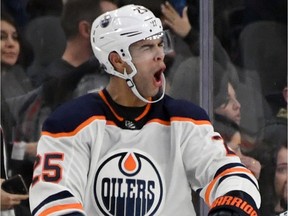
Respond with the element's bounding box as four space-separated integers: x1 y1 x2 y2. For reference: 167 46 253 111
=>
61 0 101 39
252 121 287 215
1 10 17 27
213 63 229 109
213 113 240 143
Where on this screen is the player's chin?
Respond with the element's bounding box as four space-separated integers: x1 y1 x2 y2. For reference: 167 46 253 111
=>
151 86 162 96
152 88 165 100
143 89 159 101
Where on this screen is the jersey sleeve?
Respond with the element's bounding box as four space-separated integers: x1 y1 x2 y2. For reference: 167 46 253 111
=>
28 104 104 216
178 119 261 213
29 131 89 216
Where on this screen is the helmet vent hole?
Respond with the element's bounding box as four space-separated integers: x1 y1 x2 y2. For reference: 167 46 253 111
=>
120 49 125 57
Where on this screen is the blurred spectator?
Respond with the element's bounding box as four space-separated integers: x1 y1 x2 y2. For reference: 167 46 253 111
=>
0 7 61 213
1 10 33 99
1 13 33 213
22 0 65 88
213 72 241 125
160 1 239 81
169 56 240 125
162 1 270 149
212 62 266 154
1 126 30 216
42 0 109 108
213 69 261 179
251 121 287 216
1 8 36 168
24 16 66 87
213 114 261 179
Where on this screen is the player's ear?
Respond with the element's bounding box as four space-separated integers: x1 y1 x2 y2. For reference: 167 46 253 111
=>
109 52 125 73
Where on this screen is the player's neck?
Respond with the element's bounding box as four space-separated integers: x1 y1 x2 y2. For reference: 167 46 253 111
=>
106 79 147 107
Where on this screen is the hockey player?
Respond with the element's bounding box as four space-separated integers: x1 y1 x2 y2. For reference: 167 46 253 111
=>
29 4 261 216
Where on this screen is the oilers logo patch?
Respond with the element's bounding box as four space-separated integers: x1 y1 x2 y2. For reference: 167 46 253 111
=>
94 150 165 216
100 15 111 28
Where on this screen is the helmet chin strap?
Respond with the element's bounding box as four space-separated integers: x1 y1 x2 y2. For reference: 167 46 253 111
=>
129 72 166 104
110 66 166 104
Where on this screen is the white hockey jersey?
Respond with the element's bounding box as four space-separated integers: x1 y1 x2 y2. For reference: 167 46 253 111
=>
29 89 260 216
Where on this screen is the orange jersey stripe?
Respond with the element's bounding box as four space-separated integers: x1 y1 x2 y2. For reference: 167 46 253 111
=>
99 90 152 122
106 120 117 126
42 114 211 138
135 103 151 121
171 117 211 125
99 90 124 121
205 167 253 207
42 115 106 138
38 203 83 216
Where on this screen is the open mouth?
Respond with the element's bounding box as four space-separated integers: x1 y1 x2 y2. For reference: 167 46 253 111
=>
154 70 162 82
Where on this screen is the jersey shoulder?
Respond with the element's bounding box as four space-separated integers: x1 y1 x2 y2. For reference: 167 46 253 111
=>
43 93 104 133
162 95 210 121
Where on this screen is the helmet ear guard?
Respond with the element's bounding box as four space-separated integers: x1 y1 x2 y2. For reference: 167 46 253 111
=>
90 4 173 103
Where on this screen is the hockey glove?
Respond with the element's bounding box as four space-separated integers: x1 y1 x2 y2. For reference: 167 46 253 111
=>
208 191 259 216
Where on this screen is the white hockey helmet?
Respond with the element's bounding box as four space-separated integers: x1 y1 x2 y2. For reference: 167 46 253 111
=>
91 4 172 103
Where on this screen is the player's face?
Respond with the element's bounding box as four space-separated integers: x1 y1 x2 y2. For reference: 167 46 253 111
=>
129 38 166 99
0 20 20 66
214 83 241 125
274 146 287 208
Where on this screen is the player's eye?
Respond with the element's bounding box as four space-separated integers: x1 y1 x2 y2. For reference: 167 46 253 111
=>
158 40 164 47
